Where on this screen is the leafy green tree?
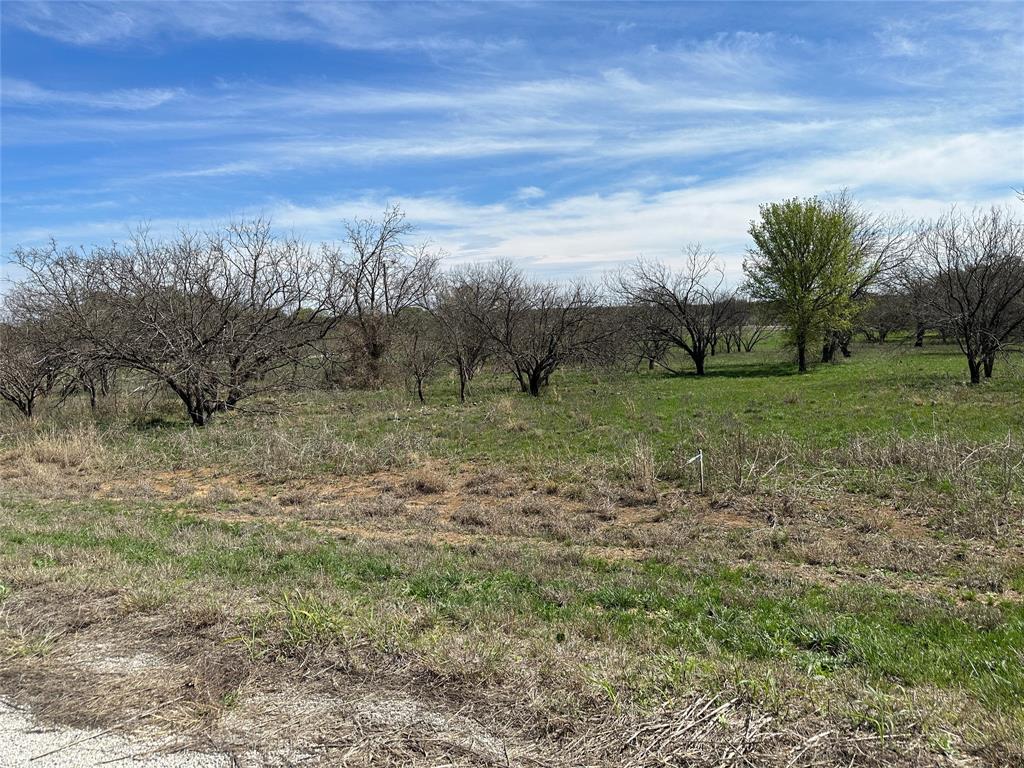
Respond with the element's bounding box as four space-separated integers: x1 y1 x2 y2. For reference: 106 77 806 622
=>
743 197 861 372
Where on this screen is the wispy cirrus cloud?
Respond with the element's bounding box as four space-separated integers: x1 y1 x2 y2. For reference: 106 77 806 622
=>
5 127 1017 283
0 0 522 55
1 77 182 111
258 128 1023 276
2 1 1021 277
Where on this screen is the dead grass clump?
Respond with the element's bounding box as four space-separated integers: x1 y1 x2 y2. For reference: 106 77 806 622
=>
932 498 1022 540
173 601 225 632
188 421 432 481
448 501 532 536
275 488 312 507
345 494 406 520
232 498 281 520
617 486 659 507
516 495 556 517
0 625 62 660
487 395 516 421
449 502 492 529
401 468 450 496
350 429 430 474
586 496 617 522
205 484 240 505
463 466 520 498
18 425 107 470
704 432 795 494
790 537 844 567
626 436 657 497
750 524 791 554
836 432 1023 516
854 506 897 533
168 478 197 499
956 566 1011 595
535 516 595 542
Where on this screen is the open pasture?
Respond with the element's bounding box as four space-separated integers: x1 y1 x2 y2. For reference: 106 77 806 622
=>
1 342 1022 766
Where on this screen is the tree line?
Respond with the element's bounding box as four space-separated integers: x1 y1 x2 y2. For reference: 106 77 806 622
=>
2 196 1022 425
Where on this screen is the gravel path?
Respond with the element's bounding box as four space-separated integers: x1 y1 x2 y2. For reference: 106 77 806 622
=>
0 700 231 768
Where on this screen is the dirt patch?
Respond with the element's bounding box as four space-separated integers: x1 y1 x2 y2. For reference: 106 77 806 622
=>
0 699 231 768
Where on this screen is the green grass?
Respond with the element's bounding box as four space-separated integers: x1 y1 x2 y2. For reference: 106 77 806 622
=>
35 340 1014 511
1 340 1022 757
21 341 1021 466
2 495 1021 723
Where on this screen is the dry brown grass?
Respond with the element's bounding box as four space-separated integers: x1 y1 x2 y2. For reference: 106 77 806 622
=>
401 468 451 496
1 407 1022 765
3 579 1004 768
626 436 657 497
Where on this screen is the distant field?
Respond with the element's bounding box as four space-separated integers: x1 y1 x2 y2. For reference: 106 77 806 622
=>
1 341 1022 766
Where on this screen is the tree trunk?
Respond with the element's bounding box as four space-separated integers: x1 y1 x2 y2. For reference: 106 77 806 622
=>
693 354 705 376
821 341 835 363
528 369 543 396
967 357 981 385
983 355 995 378
224 388 243 410
366 348 386 389
458 367 467 403
914 321 925 347
797 342 808 373
417 377 425 403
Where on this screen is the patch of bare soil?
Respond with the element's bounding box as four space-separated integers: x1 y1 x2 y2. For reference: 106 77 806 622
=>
0 699 232 768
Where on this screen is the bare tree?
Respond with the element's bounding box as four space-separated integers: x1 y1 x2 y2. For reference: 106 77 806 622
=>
633 327 673 370
334 205 439 388
12 220 341 425
723 299 772 353
612 303 671 371
820 192 913 361
0 311 63 418
464 261 603 396
903 273 944 347
428 270 493 402
903 206 1024 383
45 339 117 412
396 310 443 403
614 247 736 376
858 293 910 344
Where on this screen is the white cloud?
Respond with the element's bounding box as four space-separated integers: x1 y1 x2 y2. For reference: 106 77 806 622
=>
516 186 546 201
5 127 1018 273
2 77 181 111
1 1 521 55
254 129 1024 281
3 1 1020 276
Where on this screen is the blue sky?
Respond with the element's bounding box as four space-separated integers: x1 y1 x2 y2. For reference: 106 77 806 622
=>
1 1 1022 280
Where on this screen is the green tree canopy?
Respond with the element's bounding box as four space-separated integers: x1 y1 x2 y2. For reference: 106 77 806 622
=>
743 197 863 372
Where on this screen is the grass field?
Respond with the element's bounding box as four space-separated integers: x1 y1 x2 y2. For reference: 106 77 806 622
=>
1 340 1022 766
